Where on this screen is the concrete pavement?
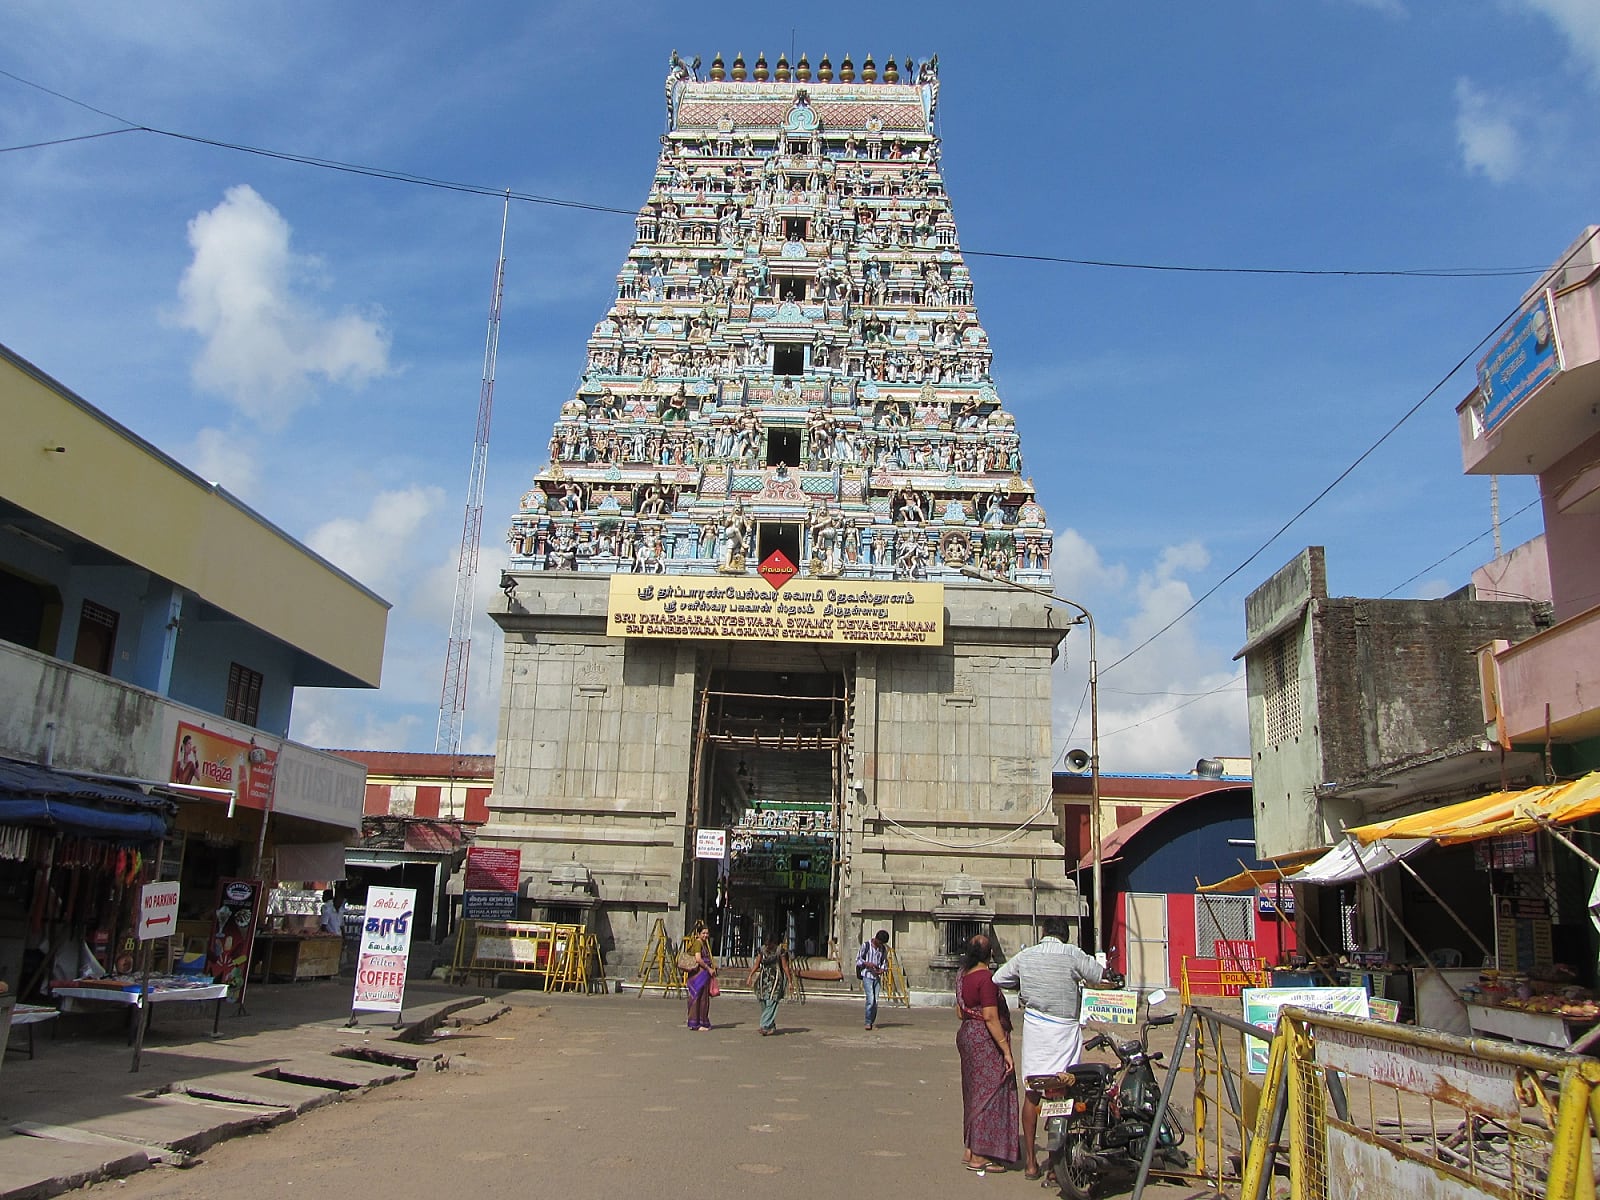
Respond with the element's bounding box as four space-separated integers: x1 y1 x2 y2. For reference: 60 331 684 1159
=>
4 978 1212 1200
0 979 498 1200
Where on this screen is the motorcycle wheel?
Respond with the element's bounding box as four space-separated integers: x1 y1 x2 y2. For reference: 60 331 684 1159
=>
1049 1131 1097 1200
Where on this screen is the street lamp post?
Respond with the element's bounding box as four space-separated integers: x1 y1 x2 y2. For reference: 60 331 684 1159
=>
960 566 1103 957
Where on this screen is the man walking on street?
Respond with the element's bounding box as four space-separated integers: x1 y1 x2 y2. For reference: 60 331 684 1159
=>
857 929 891 1030
992 917 1123 1180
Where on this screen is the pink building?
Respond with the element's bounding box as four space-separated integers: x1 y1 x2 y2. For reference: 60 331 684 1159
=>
1458 226 1600 764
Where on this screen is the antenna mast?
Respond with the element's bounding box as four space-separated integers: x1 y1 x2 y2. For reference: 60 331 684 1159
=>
436 193 510 756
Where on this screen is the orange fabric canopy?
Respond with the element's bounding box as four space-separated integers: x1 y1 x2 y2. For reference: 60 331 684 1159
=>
1346 770 1600 846
1196 866 1302 894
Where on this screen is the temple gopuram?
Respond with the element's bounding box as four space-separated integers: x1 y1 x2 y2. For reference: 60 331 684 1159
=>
485 51 1078 988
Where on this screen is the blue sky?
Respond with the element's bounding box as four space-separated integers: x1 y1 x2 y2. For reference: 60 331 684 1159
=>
3 2 1595 771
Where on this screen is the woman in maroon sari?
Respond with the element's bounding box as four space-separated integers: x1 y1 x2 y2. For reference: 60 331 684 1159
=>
684 922 718 1031
955 935 1017 1173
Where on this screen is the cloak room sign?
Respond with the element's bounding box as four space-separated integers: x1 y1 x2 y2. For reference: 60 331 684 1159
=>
607 575 945 646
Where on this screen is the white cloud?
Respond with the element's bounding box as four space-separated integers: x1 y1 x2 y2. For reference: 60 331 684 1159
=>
1521 0 1600 83
1053 537 1249 774
175 185 391 426
188 426 260 497
1454 79 1523 183
306 485 444 593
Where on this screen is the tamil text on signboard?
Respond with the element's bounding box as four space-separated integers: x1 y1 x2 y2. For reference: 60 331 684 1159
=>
1476 290 1561 433
607 576 944 646
352 885 418 1014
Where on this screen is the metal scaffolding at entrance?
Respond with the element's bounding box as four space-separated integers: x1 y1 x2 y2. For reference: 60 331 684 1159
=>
688 672 852 961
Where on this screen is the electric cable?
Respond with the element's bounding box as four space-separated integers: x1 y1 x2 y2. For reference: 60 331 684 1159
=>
0 67 1548 278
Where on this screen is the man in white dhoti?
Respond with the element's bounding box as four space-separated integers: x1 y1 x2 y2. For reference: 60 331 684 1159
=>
991 917 1122 1180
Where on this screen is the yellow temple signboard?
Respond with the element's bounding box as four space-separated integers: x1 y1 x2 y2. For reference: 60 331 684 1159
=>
607 576 945 645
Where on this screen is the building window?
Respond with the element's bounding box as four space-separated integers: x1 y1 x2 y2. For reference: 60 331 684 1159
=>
783 217 808 241
72 600 119 674
225 662 264 726
1262 631 1302 744
775 276 807 302
1195 895 1254 956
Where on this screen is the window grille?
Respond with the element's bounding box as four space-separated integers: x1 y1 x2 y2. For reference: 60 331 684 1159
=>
1195 895 1254 954
945 920 984 957
225 662 263 726
1262 631 1302 744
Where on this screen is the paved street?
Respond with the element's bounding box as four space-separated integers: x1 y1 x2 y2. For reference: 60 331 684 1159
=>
54 986 1205 1200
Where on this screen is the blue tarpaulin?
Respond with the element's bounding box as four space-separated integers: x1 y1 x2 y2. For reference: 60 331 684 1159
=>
0 758 173 840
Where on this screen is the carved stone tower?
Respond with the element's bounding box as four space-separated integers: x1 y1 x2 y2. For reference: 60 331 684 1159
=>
486 52 1077 987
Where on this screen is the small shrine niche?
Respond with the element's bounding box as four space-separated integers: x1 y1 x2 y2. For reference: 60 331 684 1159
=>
533 861 599 928
929 872 995 973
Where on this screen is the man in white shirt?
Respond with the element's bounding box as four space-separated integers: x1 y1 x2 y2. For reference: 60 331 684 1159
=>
319 889 344 935
992 917 1124 1179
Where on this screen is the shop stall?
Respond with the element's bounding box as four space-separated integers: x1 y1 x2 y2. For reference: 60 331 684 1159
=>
0 758 177 1024
250 887 342 981
1344 770 1600 1046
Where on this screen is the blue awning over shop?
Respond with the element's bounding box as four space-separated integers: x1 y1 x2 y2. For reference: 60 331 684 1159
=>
0 758 174 839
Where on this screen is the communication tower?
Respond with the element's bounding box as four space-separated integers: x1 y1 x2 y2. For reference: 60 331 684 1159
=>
436 194 510 755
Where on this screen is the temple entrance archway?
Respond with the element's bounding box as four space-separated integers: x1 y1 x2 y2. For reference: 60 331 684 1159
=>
687 656 851 964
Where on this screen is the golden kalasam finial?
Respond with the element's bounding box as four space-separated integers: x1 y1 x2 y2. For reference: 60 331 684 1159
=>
731 51 747 81
862 54 877 82
710 51 726 81
796 52 812 82
753 51 770 81
775 53 791 82
839 54 855 82
817 53 833 81
882 56 898 83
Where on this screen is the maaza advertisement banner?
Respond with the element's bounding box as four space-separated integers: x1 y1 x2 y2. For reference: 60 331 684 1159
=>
607 575 945 646
1241 986 1369 1073
172 721 277 810
352 885 417 1013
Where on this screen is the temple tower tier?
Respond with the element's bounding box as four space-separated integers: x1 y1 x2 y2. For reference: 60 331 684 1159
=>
487 52 1077 989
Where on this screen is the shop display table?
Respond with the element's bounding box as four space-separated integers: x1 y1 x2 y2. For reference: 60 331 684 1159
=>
1464 1000 1599 1050
52 978 230 1042
6 1003 60 1059
252 933 343 982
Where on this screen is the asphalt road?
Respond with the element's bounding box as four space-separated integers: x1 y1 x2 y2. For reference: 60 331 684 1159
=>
102 989 1210 1200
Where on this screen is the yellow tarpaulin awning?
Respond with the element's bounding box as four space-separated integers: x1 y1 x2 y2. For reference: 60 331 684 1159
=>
1197 866 1302 894
1346 770 1600 846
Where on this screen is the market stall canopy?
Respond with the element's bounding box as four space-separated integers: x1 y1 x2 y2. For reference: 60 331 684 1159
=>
1346 770 1600 846
1197 865 1303 894
1294 837 1430 884
0 757 174 839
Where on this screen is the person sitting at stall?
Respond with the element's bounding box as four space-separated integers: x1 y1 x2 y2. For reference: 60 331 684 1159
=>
319 889 344 935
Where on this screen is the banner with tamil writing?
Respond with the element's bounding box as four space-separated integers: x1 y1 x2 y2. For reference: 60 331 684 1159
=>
352 886 417 1013
607 576 944 645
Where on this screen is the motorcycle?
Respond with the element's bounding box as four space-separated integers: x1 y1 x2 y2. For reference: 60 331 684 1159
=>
1026 986 1190 1199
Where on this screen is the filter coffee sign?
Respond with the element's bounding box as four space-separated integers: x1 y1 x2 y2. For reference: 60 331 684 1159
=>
607 575 945 646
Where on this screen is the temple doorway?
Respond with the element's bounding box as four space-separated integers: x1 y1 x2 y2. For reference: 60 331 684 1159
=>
688 661 850 964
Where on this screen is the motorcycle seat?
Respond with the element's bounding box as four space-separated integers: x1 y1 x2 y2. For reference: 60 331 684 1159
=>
1025 1071 1077 1092
1067 1061 1114 1080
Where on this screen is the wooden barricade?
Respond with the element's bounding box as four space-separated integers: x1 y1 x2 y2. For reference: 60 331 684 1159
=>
881 945 910 1007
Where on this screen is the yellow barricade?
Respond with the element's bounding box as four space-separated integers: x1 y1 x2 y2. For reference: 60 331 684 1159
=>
449 920 601 992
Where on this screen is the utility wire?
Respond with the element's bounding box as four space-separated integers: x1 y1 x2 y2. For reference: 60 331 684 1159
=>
0 67 1549 279
1100 228 1593 678
1380 496 1542 599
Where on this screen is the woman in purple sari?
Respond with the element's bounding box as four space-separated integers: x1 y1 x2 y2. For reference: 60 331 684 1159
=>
955 935 1017 1173
684 922 718 1031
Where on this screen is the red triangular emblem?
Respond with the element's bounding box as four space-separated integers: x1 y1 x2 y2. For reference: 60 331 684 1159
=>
758 549 797 590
